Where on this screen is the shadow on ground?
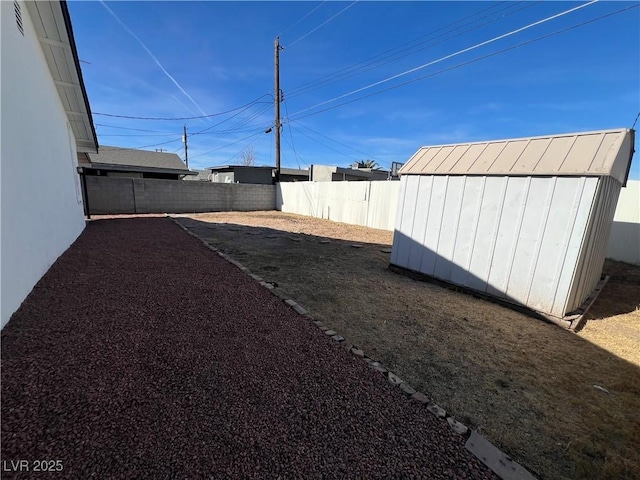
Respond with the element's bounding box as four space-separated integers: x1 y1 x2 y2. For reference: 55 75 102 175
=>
175 213 640 480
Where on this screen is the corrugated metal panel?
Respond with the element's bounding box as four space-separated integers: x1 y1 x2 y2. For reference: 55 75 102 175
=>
565 176 621 313
400 129 633 185
391 175 605 318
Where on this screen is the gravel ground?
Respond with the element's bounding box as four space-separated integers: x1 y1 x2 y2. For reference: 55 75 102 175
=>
1 217 496 480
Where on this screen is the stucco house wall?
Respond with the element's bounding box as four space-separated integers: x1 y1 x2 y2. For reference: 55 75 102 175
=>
1 1 89 327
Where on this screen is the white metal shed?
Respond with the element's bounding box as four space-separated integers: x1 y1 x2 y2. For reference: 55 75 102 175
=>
391 128 635 328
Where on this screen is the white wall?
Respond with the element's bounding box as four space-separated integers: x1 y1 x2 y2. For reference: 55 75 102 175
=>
605 180 640 265
277 177 640 266
1 1 86 328
391 175 607 318
277 181 400 231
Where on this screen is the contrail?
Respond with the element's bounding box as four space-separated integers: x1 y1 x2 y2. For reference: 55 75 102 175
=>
99 1 208 116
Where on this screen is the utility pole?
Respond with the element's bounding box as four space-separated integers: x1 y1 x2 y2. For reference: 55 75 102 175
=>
183 125 189 169
274 36 283 182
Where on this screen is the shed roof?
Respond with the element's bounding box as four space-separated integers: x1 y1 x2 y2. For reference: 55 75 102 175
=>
400 128 635 185
86 146 192 174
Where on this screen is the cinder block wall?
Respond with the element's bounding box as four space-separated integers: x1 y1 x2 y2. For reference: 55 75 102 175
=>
85 176 276 214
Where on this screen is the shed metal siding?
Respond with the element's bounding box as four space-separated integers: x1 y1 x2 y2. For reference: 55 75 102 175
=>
565 175 621 313
392 175 605 317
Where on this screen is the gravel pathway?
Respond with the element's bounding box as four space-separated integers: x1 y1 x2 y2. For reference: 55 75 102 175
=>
1 217 496 479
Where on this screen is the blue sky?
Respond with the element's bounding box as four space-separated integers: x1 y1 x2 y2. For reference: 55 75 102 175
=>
68 1 640 178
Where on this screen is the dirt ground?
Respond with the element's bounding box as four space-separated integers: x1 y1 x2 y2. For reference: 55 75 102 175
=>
172 211 639 480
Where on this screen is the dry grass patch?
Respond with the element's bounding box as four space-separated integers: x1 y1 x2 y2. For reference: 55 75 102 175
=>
176 211 640 480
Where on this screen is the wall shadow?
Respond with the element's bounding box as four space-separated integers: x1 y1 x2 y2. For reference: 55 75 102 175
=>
51 214 640 479
390 230 640 327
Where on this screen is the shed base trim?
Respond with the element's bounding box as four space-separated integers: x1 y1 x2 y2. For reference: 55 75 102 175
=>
388 264 607 331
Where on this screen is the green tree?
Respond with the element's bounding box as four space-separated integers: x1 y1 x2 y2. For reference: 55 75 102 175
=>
356 159 379 169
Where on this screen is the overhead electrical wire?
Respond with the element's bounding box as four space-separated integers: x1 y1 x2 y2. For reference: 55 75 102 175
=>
287 0 600 119
631 110 640 130
289 2 540 98
101 137 183 150
292 122 384 165
187 104 272 153
93 94 272 121
287 1 358 48
98 133 179 137
286 1 509 95
209 103 273 134
189 130 266 160
289 124 363 163
278 1 328 37
285 1 525 98
285 3 638 123
95 123 175 133
189 101 271 136
97 100 271 151
283 99 303 169
210 139 260 167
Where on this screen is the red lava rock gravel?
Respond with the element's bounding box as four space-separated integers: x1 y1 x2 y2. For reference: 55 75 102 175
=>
1 217 497 479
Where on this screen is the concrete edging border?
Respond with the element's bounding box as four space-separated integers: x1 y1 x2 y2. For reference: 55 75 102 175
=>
167 214 537 480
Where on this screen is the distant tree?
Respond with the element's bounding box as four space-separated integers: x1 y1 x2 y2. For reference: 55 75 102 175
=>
356 159 379 170
239 146 256 166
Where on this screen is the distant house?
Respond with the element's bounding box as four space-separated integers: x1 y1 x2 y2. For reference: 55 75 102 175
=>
203 165 310 184
78 146 194 180
280 168 309 182
310 164 391 182
1 0 98 328
183 169 212 181
206 165 274 184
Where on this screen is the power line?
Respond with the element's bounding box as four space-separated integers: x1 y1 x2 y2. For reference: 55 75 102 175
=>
287 2 542 100
292 122 384 165
98 133 178 137
278 1 328 37
189 101 271 136
93 94 272 121
290 124 362 163
286 1 525 98
95 123 174 133
211 139 260 167
288 0 599 119
101 137 183 150
286 3 639 123
187 104 272 152
632 111 640 130
96 101 271 151
282 134 301 168
283 99 303 169
287 1 358 48
189 130 266 160
194 125 271 136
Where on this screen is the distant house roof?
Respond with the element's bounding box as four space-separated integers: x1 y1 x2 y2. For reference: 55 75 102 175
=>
281 168 309 176
85 147 194 175
183 169 212 181
25 1 98 153
400 128 635 185
206 165 274 171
